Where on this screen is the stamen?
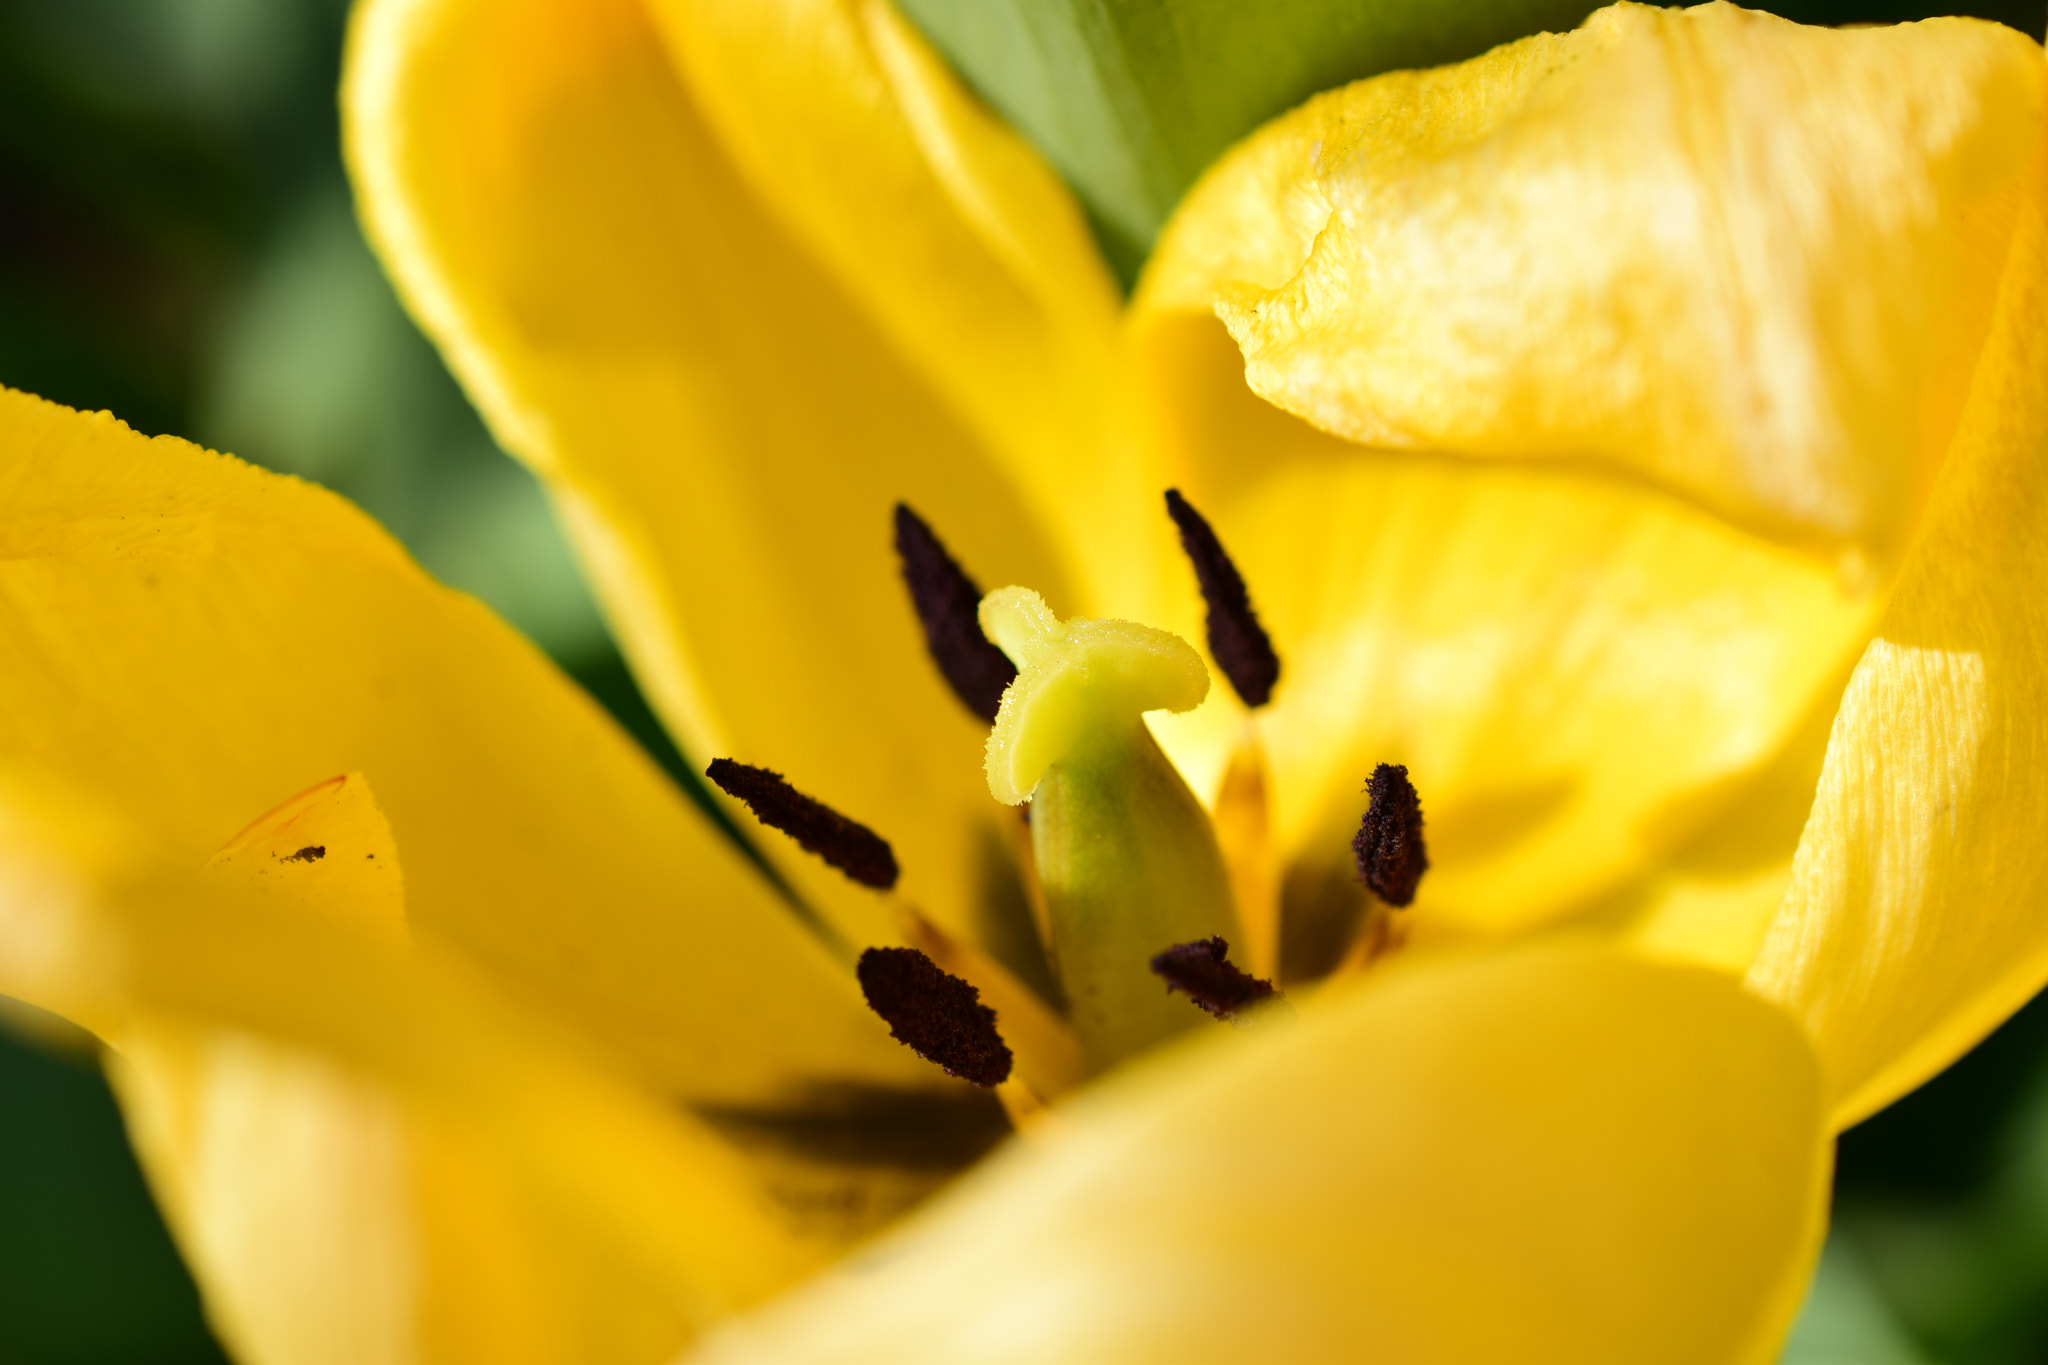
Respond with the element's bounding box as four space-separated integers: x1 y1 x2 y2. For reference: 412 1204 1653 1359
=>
894 503 1018 723
706 758 899 890
1164 489 1280 708
1352 763 1428 907
1149 936 1277 1021
858 946 1014 1087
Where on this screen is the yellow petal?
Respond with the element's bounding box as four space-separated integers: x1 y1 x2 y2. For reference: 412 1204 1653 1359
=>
694 945 1829 1364
345 0 1146 948
0 783 828 1364
110 1030 425 1365
1608 671 1848 975
0 386 925 1104
1128 319 1877 937
206 773 406 943
1142 2 2045 561
643 0 1152 600
1747 133 2048 1127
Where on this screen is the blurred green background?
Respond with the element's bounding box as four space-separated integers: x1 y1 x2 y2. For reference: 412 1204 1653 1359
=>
1 0 2045 1360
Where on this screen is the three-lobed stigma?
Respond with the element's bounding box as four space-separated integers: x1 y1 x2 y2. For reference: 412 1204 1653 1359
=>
978 586 1209 808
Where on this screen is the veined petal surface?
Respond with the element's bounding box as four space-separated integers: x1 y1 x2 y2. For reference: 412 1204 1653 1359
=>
1747 131 2048 1128
346 0 1145 947
1145 2 2044 560
0 387 923 1106
695 946 1828 1365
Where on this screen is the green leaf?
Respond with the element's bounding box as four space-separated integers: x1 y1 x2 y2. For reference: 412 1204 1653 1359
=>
894 0 1600 284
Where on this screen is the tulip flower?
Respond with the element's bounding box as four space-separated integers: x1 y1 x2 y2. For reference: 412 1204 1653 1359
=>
1 0 2044 1361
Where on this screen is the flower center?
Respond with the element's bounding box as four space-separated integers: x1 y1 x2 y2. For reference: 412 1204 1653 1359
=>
711 491 1428 1109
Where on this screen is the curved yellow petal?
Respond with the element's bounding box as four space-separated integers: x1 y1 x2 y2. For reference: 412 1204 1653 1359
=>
345 0 1147 947
0 386 927 1104
1128 317 1877 937
1747 137 2048 1128
1606 669 1849 975
0 783 827 1364
1142 2 2044 562
694 945 1829 1364
644 0 1153 601
116 1024 774 1365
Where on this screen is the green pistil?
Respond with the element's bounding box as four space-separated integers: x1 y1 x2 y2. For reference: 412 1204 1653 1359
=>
981 588 1242 1073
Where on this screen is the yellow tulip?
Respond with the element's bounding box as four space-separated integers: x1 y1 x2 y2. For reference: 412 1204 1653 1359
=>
1 0 2044 1359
